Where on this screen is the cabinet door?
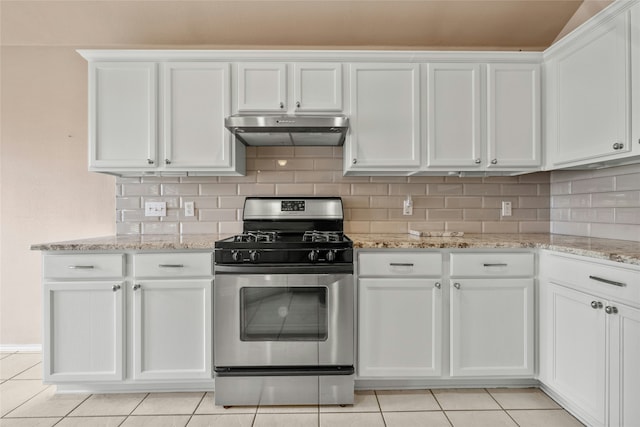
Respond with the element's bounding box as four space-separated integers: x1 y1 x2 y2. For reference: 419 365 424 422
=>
450 278 534 377
43 281 124 382
609 302 640 427
486 64 541 169
293 63 342 112
545 283 607 427
236 63 287 112
427 63 482 168
358 278 441 377
162 63 232 169
89 62 157 170
346 63 421 172
551 13 630 166
132 280 212 380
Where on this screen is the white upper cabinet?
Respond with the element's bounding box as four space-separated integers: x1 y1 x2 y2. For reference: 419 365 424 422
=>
89 62 157 170
426 63 482 169
235 62 342 113
545 7 634 168
486 63 541 169
163 62 235 170
344 63 421 174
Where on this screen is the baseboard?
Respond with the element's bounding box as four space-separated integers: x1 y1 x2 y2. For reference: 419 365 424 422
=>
0 344 42 353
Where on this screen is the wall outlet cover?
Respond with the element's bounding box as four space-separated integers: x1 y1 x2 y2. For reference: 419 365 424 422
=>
184 201 195 217
501 201 512 217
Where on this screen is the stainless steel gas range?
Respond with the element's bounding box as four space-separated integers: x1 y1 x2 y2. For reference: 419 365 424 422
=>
213 197 354 406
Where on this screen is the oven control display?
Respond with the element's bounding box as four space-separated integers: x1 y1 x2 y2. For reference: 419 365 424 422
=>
281 200 305 212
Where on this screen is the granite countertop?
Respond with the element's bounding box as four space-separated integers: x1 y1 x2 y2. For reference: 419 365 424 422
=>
32 233 640 266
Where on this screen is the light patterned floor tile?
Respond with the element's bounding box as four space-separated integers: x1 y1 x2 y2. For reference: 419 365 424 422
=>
69 393 147 416
0 380 49 416
320 411 385 427
488 388 561 410
55 416 126 427
132 392 204 415
446 410 518 427
120 415 190 427
320 390 379 413
0 418 61 427
4 386 89 418
195 392 257 414
508 409 585 427
0 354 42 380
253 413 319 427
12 364 42 380
376 390 440 412
433 389 501 410
257 404 319 414
383 411 452 427
186 414 255 427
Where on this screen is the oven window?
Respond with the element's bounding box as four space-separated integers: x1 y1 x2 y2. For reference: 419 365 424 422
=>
240 287 328 341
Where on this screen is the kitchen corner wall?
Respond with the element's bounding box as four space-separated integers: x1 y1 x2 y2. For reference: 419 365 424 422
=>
116 146 551 235
550 163 640 241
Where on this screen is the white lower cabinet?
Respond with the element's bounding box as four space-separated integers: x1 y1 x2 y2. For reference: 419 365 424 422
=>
132 279 212 380
359 278 442 377
540 251 640 427
450 278 534 377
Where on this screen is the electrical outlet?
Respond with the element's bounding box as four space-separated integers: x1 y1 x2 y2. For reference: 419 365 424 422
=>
184 201 195 217
403 195 413 216
145 202 167 217
501 201 512 217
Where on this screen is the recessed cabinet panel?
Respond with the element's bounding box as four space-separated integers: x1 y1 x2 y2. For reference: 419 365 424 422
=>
294 63 342 111
236 63 287 112
163 63 232 168
346 63 420 172
427 63 482 168
90 62 157 169
610 303 640 427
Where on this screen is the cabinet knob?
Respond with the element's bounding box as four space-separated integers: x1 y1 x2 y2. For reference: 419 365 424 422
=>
279 102 284 109
453 282 461 289
613 143 624 150
296 101 301 108
147 158 154 165
165 159 171 165
590 301 603 309
474 159 481 164
112 284 121 292
491 159 498 165
352 158 357 164
435 282 441 289
133 284 141 291
605 306 618 314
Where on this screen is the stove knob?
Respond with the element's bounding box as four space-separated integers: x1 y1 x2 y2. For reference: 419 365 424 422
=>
308 250 319 262
249 250 260 263
326 250 336 263
231 250 242 262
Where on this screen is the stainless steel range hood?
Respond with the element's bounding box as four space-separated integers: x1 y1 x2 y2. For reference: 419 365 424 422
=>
225 115 349 146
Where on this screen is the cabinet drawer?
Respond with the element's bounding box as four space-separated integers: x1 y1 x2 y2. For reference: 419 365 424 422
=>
43 254 124 279
542 252 640 307
133 252 212 277
450 252 534 277
358 252 442 277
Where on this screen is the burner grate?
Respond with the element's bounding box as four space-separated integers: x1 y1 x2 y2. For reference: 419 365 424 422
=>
302 230 343 243
234 231 279 243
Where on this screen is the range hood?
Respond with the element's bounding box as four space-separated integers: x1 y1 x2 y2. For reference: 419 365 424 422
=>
225 115 349 146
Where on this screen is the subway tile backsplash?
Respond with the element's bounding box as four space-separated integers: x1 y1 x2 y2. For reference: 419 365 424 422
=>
550 164 640 242
116 147 551 235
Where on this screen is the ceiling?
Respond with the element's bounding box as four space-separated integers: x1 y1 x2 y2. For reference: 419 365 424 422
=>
0 0 614 51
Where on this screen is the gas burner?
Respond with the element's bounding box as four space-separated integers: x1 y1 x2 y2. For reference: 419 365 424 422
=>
234 231 278 243
302 230 343 243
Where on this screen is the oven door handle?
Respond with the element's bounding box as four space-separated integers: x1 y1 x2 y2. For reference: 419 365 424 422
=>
214 263 353 275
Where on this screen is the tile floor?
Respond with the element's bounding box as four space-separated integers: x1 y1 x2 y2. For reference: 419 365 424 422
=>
1 352 585 427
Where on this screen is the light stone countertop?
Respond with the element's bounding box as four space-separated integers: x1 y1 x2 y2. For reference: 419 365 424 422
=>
31 233 640 266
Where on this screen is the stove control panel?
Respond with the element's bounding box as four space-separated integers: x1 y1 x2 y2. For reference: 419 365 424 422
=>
216 248 352 265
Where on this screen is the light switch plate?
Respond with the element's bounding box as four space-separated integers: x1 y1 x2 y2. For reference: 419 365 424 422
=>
501 201 512 217
184 201 195 217
145 202 167 217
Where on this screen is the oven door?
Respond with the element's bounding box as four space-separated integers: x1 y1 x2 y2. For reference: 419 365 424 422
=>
214 273 353 368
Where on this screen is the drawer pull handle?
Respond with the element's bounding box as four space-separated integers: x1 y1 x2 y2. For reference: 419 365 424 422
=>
68 265 94 269
589 275 626 287
390 263 414 267
158 264 184 268
483 263 507 267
